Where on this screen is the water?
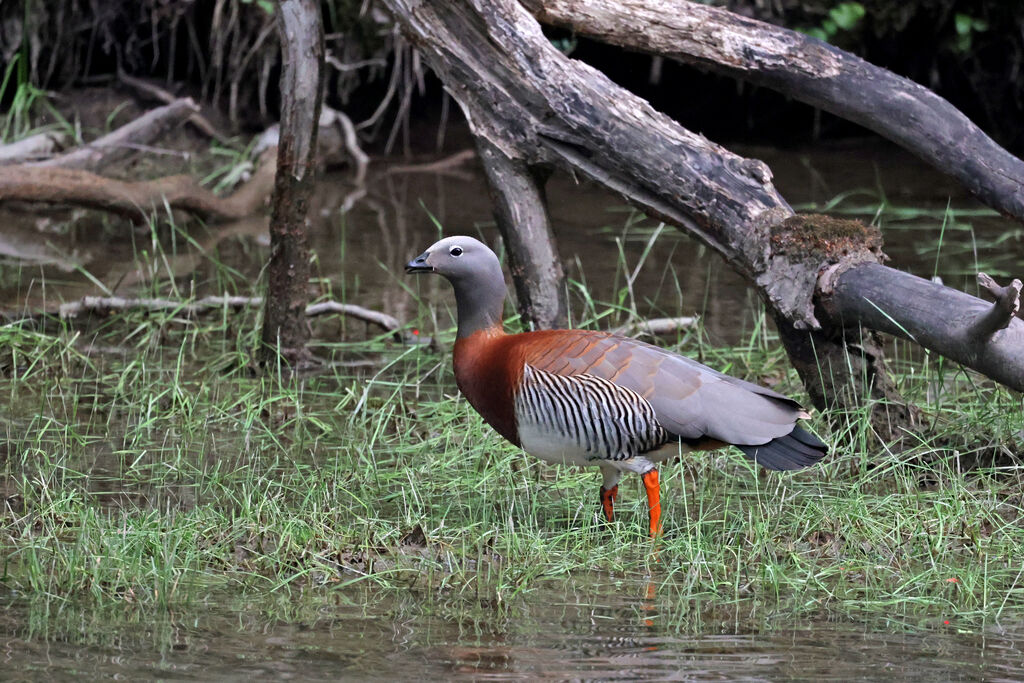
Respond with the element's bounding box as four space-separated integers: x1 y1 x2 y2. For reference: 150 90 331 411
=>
2 139 1021 346
4 583 1023 679
2 139 1023 678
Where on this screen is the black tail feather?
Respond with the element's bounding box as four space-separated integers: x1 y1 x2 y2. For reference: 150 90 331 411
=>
737 426 828 471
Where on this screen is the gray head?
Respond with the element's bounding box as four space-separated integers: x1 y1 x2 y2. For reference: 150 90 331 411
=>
406 236 507 338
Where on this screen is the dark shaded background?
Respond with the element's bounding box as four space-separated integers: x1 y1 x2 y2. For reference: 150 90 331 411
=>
1 1 1020 153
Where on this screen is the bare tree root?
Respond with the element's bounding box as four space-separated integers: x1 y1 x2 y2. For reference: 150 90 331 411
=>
0 149 277 222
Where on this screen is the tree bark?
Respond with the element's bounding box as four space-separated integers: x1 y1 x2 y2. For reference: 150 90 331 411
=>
820 264 1024 392
260 0 324 368
382 0 1024 440
524 0 1024 226
475 137 567 330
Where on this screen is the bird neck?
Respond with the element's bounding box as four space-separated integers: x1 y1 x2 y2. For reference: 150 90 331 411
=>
451 267 507 339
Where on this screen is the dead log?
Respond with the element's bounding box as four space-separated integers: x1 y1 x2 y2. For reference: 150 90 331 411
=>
382 0 1024 441
0 131 70 165
118 72 229 143
32 99 199 172
260 0 324 367
820 264 1024 392
475 137 568 330
0 149 277 222
524 0 1024 225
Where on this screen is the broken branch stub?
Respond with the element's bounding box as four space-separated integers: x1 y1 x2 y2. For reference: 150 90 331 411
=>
973 272 1022 342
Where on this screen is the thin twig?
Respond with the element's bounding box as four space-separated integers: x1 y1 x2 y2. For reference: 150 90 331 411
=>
3 295 410 342
385 149 476 175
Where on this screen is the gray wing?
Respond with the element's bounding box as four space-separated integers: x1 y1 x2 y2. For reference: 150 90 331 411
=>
521 330 804 446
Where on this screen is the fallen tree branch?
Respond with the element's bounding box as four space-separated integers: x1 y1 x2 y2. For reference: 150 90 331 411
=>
820 264 1024 391
2 295 406 341
32 99 199 171
0 149 277 222
613 316 698 337
0 131 70 165
524 0 1024 225
118 72 229 143
305 300 401 332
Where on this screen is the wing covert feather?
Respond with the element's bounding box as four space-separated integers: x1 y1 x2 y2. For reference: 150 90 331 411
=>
514 329 803 446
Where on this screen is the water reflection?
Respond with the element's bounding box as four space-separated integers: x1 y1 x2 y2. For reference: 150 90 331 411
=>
3 582 1022 680
2 140 1020 347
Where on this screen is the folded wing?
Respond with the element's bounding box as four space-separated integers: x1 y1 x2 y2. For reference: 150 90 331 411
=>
517 330 807 447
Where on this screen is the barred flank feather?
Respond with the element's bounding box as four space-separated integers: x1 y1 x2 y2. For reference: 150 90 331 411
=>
514 365 669 461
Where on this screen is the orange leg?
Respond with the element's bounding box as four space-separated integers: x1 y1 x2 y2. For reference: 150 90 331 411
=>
641 469 662 537
599 485 618 523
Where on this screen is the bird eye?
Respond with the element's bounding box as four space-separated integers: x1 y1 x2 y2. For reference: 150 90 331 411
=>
449 246 464 257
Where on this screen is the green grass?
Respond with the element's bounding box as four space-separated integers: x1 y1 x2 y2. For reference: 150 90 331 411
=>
2 284 1022 627
0 49 74 145
1 200 1022 638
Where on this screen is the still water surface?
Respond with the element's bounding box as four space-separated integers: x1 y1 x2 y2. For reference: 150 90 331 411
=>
4 581 1024 680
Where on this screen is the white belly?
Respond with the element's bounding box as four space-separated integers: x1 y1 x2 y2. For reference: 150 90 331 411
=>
517 422 601 467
